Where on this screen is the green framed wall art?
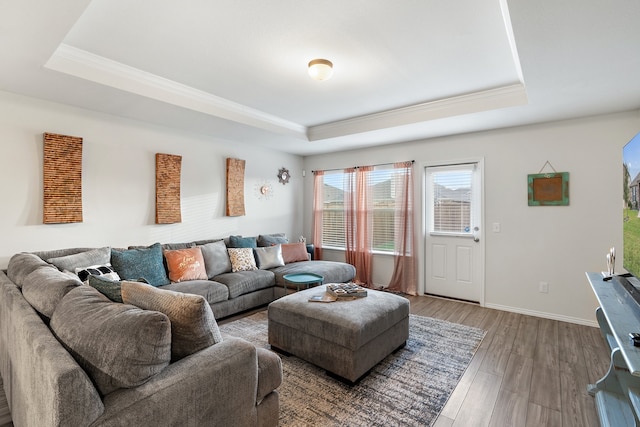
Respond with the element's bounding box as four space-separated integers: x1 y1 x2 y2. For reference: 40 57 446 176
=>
528 172 569 206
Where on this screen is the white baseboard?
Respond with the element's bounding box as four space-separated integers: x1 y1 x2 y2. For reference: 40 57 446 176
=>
483 303 598 328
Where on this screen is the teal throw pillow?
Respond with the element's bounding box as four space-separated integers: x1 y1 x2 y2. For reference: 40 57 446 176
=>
110 243 170 287
228 235 257 248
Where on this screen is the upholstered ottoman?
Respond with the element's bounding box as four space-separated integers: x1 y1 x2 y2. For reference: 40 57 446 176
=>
267 286 409 383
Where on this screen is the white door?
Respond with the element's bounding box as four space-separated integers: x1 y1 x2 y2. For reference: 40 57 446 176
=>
424 163 484 303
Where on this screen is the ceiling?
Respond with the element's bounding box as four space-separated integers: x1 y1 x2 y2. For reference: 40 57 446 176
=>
1 0 639 155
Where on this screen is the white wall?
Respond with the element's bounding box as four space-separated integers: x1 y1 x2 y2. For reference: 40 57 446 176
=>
3 88 639 325
303 111 640 325
0 90 304 268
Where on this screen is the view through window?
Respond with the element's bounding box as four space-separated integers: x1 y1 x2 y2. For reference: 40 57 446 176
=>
321 166 398 252
429 168 473 234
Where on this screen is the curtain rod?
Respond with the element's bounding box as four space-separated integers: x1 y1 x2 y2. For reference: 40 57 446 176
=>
312 160 414 174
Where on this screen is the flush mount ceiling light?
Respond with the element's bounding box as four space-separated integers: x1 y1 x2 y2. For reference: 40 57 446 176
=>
308 59 333 81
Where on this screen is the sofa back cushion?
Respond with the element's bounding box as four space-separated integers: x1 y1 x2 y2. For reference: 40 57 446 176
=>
50 286 171 396
111 243 170 287
22 266 82 318
228 235 257 248
120 281 223 361
46 247 111 272
7 253 51 288
257 233 288 247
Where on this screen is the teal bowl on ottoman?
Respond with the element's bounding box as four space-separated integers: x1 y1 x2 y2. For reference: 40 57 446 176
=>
267 286 409 383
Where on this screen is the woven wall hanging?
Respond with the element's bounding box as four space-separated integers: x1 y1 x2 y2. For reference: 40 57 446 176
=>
43 132 83 224
155 153 182 224
226 158 246 216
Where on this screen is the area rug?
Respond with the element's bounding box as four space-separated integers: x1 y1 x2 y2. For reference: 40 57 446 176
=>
219 311 485 427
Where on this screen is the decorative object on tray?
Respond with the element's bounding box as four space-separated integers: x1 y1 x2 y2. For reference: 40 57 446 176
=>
326 283 368 298
308 293 337 303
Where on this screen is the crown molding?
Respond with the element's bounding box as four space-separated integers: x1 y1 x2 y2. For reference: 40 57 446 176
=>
45 44 527 144
45 44 307 138
307 84 528 141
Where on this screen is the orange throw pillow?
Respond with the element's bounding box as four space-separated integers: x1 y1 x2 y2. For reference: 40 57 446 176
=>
164 247 208 283
281 243 309 264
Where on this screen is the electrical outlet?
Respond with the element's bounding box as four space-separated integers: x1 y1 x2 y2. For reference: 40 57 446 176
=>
539 282 549 293
492 222 501 232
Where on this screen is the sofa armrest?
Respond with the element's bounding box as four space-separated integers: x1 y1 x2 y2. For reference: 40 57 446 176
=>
0 271 104 427
95 337 278 427
256 347 282 402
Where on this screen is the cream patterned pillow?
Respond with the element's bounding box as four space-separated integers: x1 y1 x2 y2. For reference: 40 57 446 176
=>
227 248 258 272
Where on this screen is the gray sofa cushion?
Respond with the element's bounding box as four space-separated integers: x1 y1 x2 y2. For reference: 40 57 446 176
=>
161 242 195 250
257 233 288 247
50 286 172 396
199 240 232 278
270 260 356 287
214 270 275 299
7 252 52 288
22 267 83 318
160 280 229 305
111 243 170 287
120 281 223 361
46 247 111 272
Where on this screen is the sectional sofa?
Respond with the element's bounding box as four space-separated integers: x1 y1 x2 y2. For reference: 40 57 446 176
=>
0 234 356 426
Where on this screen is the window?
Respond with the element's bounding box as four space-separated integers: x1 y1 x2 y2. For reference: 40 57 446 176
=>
427 165 475 235
320 166 398 252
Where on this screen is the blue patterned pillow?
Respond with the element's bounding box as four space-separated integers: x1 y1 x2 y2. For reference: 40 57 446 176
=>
111 243 170 287
228 235 257 248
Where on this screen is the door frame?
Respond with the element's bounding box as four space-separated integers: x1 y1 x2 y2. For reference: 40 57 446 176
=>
418 157 486 306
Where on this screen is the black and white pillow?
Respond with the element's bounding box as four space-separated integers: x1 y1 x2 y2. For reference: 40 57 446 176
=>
75 263 121 283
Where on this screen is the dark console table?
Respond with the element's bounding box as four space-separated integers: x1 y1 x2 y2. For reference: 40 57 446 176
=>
586 272 640 426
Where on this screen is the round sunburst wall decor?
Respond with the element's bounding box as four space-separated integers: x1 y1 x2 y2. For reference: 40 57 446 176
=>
277 167 290 185
255 181 273 200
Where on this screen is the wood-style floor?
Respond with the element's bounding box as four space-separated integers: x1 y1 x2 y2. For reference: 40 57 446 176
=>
0 295 609 427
